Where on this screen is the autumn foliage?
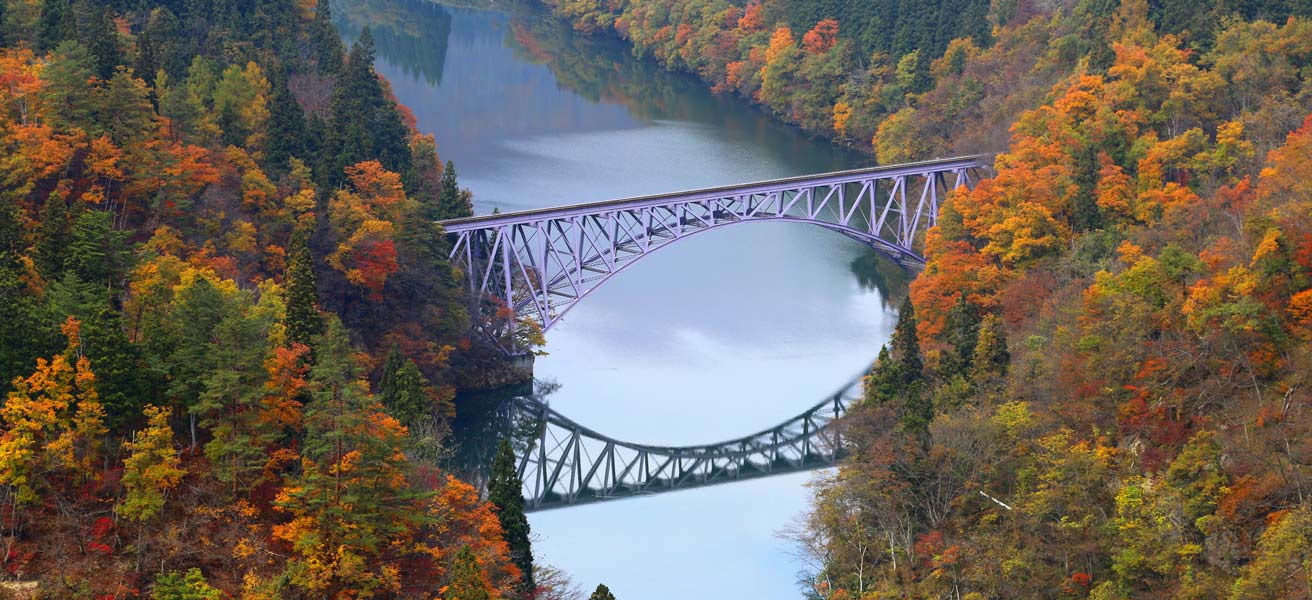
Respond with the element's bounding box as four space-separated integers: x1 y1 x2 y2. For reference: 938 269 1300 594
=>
0 1 508 597
792 2 1312 598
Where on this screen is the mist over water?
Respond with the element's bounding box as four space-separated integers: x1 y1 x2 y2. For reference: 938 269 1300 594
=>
336 1 904 596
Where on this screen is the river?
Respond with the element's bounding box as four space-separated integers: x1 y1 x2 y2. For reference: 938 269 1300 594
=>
334 1 906 597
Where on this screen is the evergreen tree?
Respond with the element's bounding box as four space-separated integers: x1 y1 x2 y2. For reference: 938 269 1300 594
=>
437 160 473 220
37 0 74 53
325 28 412 186
264 70 307 174
0 202 54 394
72 0 121 80
379 346 431 426
589 584 617 600
488 439 534 596
863 345 898 405
891 296 924 387
168 276 228 448
83 307 153 431
67 209 132 295
285 231 324 352
446 546 491 600
135 30 159 89
35 194 72 279
275 318 427 595
940 293 981 380
866 296 930 435
312 0 345 74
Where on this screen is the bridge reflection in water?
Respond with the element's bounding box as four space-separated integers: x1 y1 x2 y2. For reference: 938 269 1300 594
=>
465 377 862 512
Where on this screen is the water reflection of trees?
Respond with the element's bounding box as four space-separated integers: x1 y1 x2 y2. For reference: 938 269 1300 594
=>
503 8 699 122
448 378 552 489
850 250 910 307
498 4 871 172
331 0 452 85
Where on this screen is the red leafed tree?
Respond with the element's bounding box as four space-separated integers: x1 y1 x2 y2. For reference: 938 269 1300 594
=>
802 19 839 54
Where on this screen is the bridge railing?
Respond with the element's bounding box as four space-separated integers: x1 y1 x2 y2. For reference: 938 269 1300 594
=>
440 155 992 232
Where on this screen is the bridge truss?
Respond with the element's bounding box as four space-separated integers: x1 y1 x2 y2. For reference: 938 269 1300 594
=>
442 156 991 336
501 377 862 511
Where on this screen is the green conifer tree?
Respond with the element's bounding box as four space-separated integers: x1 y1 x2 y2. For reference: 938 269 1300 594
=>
379 346 431 427
941 293 981 380
84 307 153 431
285 231 324 352
437 160 473 220
312 0 344 74
67 209 132 294
72 0 121 79
264 70 307 173
892 296 924 387
35 194 72 279
489 439 534 596
0 202 53 394
887 297 931 434
152 567 220 600
589 583 617 600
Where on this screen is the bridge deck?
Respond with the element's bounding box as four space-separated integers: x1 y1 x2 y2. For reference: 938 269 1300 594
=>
438 155 991 232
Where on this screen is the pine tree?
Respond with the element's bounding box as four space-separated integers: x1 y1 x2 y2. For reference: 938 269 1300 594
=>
325 28 412 185
37 0 74 53
892 296 924 387
285 231 324 352
265 70 307 173
72 0 121 79
437 160 473 220
83 307 153 431
35 194 72 279
151 568 220 600
275 317 425 595
0 202 54 393
135 30 159 89
67 209 132 294
488 439 534 596
863 345 898 405
446 546 491 600
882 296 930 435
379 346 431 426
311 0 344 74
589 584 617 600
940 293 981 380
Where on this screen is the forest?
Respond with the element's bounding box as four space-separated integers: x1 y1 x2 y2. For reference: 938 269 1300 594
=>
3 0 1312 597
534 0 1312 598
0 0 552 597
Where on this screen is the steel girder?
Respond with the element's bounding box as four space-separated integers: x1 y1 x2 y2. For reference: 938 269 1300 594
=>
442 156 991 336
500 376 863 512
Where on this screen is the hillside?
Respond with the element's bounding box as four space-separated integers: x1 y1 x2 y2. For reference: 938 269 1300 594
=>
0 0 532 596
537 0 1312 597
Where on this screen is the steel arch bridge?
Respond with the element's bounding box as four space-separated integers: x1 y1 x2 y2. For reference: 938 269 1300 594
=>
496 376 862 512
441 155 991 336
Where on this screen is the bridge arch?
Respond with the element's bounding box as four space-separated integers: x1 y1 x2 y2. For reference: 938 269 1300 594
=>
497 376 862 511
442 156 991 342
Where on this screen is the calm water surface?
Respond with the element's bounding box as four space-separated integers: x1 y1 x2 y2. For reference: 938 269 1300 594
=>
336 2 904 597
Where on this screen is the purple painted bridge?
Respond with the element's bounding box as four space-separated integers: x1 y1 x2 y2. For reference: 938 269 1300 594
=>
441 155 992 339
